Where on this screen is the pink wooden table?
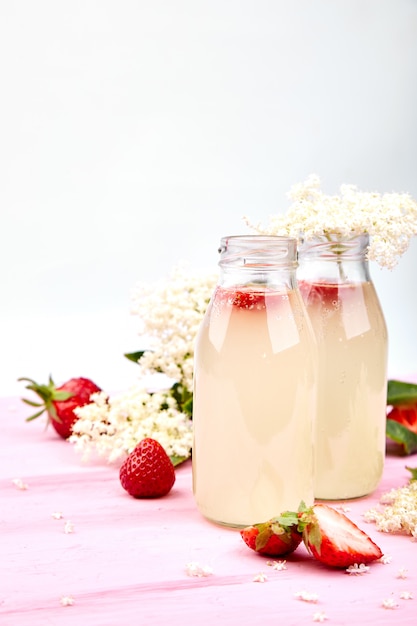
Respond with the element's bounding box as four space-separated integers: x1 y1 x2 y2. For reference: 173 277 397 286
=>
1 395 416 625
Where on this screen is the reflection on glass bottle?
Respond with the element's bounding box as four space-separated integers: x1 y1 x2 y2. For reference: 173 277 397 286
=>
193 235 317 527
298 233 388 500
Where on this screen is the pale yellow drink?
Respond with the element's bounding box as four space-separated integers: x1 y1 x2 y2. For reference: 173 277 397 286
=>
193 285 316 527
299 281 388 500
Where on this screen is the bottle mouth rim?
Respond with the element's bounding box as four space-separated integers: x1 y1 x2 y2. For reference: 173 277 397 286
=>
298 233 370 260
218 235 298 268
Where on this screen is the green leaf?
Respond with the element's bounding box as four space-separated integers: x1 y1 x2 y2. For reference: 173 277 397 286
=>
170 454 190 467
275 510 299 529
25 407 47 421
182 396 193 418
387 380 417 406
386 419 417 455
307 524 322 553
21 399 43 408
255 526 273 551
406 466 417 481
124 351 146 364
53 391 73 401
170 382 193 416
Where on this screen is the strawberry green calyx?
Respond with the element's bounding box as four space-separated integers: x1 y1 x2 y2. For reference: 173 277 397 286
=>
253 519 293 551
240 509 304 557
298 512 322 555
273 501 324 555
276 502 311 532
251 503 313 552
18 376 73 423
19 375 102 439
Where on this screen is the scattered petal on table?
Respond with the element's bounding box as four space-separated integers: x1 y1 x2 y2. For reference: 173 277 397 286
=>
295 591 319 603
185 562 213 577
12 478 28 490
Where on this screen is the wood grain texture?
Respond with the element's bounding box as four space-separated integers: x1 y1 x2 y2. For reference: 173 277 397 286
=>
0 396 416 625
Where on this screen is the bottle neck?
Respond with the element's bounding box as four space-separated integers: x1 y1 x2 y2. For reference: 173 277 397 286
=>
218 235 298 290
297 233 371 284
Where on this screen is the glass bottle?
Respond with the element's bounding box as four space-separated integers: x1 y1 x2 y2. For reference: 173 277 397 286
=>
297 233 388 500
192 235 317 527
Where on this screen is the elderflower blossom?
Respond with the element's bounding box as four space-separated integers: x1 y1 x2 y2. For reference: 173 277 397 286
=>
185 562 213 577
11 478 28 490
295 591 319 603
378 554 392 564
382 598 398 609
245 174 417 269
69 266 216 463
130 265 217 392
345 563 370 575
364 480 417 538
71 388 193 463
267 560 287 571
63 520 74 534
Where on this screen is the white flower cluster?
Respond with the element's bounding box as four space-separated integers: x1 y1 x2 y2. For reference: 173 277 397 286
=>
364 479 417 538
245 174 417 269
69 267 217 463
130 265 217 392
71 387 194 463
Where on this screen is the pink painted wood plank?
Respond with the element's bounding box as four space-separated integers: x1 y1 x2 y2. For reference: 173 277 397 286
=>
0 396 416 625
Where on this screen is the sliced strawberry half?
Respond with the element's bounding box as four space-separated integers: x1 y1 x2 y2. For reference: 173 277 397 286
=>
299 503 383 568
230 289 266 309
240 511 302 557
387 405 417 435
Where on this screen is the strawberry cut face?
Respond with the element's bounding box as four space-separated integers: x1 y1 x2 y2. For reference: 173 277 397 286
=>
301 503 383 568
215 286 288 311
387 404 417 435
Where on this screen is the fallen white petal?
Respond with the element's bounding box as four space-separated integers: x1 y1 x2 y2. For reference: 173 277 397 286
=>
253 572 268 583
185 562 213 577
12 478 28 490
295 591 319 603
399 591 413 600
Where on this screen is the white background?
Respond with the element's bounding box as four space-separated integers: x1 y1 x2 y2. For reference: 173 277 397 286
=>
1 0 417 398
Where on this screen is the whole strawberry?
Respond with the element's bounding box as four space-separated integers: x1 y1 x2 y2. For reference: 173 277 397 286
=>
119 438 176 498
19 376 102 439
241 511 302 556
299 502 383 568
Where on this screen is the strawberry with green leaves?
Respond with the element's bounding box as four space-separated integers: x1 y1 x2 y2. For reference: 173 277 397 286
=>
119 438 176 498
298 502 383 568
386 379 417 454
19 375 101 439
240 502 383 568
240 511 302 556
